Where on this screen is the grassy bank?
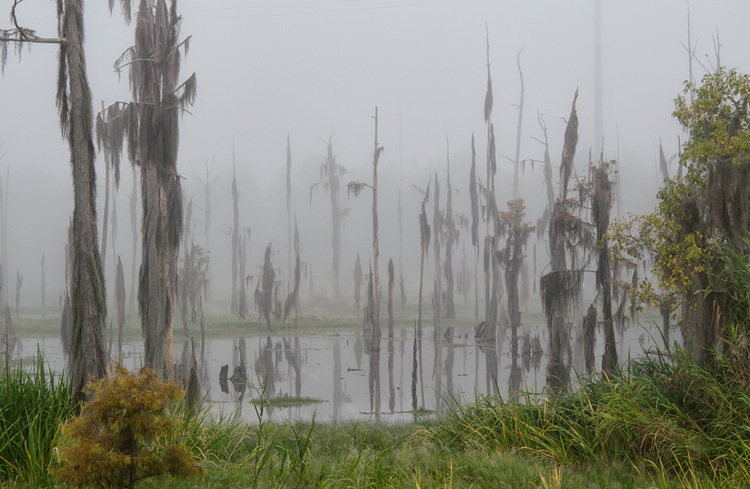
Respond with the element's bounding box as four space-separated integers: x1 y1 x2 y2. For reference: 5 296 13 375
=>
0 356 73 485
4 342 748 488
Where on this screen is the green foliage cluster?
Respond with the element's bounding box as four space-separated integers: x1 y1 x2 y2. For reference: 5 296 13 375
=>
0 355 73 484
610 68 750 361
57 364 203 488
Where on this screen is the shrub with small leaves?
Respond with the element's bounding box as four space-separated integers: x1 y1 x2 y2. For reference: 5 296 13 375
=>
57 364 203 488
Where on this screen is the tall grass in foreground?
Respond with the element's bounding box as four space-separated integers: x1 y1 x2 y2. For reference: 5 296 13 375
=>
0 355 73 484
172 381 314 489
427 337 750 488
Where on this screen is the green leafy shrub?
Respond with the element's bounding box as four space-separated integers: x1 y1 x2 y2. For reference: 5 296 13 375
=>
57 364 203 488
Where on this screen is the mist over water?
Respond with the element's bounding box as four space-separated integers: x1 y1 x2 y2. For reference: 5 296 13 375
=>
0 1 748 420
9 317 666 423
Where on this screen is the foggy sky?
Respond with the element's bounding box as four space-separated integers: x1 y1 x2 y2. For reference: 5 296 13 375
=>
1 0 750 306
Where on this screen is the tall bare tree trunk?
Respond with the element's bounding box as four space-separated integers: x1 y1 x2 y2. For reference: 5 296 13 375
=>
3 0 108 404
129 168 137 309
417 181 431 337
470 135 480 329
432 172 442 320
443 137 456 319
101 148 111 273
63 0 108 405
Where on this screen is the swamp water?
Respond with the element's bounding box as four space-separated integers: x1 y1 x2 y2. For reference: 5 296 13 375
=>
11 320 668 424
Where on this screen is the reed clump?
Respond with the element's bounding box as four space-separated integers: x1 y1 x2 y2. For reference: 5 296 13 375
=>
0 354 73 484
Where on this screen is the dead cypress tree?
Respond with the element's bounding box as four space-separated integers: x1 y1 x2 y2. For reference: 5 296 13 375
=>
238 229 250 320
196 159 215 290
61 292 71 357
591 159 619 373
100 131 112 274
180 197 193 335
541 90 581 394
129 167 138 309
433 172 443 320
283 217 301 326
443 137 457 319
97 0 197 378
582 303 597 374
480 31 502 344
469 135 480 329
347 107 384 334
417 180 431 337
499 198 534 356
310 136 347 295
483 127 501 343
260 244 275 331
397 129 406 311
2 0 109 406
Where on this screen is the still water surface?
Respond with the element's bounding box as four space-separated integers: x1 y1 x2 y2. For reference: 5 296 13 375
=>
15 321 663 423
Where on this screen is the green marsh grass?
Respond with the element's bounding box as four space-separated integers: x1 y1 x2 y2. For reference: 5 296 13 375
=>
427 338 750 487
0 355 73 485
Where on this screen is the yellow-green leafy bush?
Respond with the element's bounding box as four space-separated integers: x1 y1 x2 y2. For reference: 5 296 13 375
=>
58 364 203 488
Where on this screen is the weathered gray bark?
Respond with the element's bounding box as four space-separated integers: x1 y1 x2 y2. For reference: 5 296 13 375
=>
443 138 456 319
541 91 581 394
282 220 301 327
62 0 108 405
583 303 597 374
129 167 137 309
371 107 383 338
417 181 431 337
101 147 111 273
261 244 275 331
100 0 196 379
314 137 345 294
591 160 619 374
500 199 533 367
469 135 480 329
432 172 443 320
238 229 249 320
